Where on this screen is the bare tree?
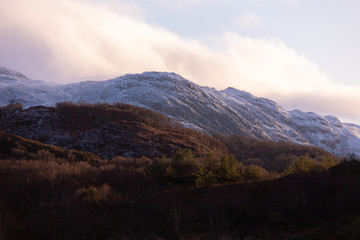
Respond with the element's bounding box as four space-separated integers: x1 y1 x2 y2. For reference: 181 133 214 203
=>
167 201 182 240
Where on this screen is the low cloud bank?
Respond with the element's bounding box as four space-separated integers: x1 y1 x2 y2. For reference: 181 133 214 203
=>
0 0 359 123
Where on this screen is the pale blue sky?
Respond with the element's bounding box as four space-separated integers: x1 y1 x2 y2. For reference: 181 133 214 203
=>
137 0 360 86
0 0 359 123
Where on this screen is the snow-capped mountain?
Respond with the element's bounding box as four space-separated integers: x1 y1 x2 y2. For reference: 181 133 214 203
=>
0 66 29 84
1 67 359 157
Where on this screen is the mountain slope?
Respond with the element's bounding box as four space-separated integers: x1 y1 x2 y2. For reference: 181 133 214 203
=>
0 103 226 158
0 66 29 84
0 67 359 157
0 131 103 163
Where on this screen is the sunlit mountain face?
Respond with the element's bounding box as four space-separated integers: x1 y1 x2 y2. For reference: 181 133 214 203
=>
1 67 359 157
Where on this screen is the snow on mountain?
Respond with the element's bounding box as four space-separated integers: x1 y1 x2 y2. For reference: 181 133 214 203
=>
0 67 359 157
0 66 29 84
0 67 67 107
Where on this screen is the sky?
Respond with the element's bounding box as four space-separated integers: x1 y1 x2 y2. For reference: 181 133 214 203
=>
0 0 359 124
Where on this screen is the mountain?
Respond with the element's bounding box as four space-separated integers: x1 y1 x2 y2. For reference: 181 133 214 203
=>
0 67 359 157
0 66 29 83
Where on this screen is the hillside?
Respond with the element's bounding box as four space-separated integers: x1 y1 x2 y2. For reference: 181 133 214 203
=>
0 139 358 240
0 102 226 158
0 67 359 157
216 134 339 172
0 102 339 169
0 131 103 163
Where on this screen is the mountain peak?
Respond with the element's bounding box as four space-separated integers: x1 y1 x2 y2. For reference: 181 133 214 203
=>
0 66 29 83
119 71 185 80
121 71 193 85
222 87 255 99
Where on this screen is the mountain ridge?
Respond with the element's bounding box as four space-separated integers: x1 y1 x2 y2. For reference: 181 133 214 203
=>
0 66 359 157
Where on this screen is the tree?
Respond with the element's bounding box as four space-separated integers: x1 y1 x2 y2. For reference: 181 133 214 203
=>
203 152 219 172
171 149 198 177
146 155 170 177
218 154 240 181
319 157 336 171
244 165 264 182
285 155 318 174
195 167 216 187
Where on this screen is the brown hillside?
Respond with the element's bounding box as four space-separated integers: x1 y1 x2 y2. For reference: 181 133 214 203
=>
0 131 103 163
0 103 226 158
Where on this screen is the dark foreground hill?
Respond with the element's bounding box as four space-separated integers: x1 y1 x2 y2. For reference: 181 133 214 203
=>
0 102 226 158
0 138 359 240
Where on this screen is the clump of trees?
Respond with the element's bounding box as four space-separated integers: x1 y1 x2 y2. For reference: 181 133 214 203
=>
146 147 339 187
146 149 277 186
216 134 340 172
285 155 336 174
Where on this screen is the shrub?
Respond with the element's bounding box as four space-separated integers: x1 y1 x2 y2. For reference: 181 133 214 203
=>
77 184 113 204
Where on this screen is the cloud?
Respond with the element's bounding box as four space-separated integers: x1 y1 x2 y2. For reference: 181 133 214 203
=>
275 87 360 124
144 0 230 12
246 0 300 4
0 0 359 124
231 12 263 30
141 0 207 12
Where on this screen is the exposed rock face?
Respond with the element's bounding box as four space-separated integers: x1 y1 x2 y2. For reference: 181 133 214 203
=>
1 67 359 157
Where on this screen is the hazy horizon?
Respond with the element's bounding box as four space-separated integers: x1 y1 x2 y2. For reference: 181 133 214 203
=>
0 0 359 124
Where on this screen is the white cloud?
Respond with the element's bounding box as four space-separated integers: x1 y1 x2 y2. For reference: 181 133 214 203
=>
144 0 204 11
233 12 263 30
0 0 359 124
144 0 231 12
246 0 300 4
231 12 263 30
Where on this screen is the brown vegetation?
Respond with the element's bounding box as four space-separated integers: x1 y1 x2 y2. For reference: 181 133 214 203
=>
217 134 340 172
0 102 227 158
0 140 358 240
0 131 103 163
